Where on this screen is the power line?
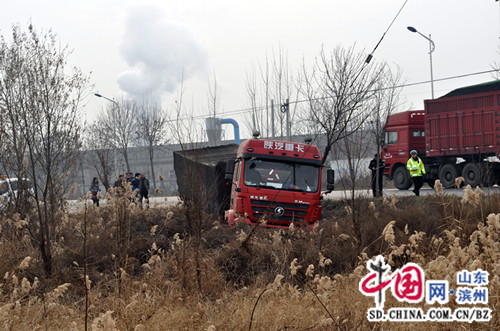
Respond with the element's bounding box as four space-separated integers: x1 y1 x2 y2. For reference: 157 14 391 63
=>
288 69 500 106
168 68 499 123
366 0 409 64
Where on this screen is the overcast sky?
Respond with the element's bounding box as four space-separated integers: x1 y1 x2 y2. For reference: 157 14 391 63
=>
1 0 499 139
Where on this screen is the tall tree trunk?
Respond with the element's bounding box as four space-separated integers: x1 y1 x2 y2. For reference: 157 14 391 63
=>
122 148 131 173
149 142 156 190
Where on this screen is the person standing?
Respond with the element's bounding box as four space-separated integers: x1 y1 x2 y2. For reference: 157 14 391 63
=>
139 173 150 208
114 174 125 196
89 177 101 206
131 173 140 200
407 150 426 196
369 154 385 197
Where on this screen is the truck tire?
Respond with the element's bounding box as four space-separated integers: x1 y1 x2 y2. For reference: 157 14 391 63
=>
462 163 481 187
439 164 458 188
393 166 411 190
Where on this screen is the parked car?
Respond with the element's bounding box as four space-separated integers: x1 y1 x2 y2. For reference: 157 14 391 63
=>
0 177 33 210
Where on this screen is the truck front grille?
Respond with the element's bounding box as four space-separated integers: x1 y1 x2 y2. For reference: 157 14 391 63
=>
250 199 310 225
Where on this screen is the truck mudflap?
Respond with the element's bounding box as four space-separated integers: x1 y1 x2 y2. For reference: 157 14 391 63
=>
313 204 322 222
226 209 236 225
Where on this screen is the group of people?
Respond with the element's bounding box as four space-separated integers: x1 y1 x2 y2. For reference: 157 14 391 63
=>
126 172 150 206
89 172 150 207
369 149 426 197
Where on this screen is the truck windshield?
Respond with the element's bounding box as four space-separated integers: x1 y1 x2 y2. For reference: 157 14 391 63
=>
243 158 319 192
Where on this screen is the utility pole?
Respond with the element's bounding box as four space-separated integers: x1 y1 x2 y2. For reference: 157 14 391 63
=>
286 98 290 141
252 109 257 135
266 100 269 138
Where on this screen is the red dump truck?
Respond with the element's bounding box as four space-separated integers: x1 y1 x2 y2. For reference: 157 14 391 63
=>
383 80 500 189
174 138 334 229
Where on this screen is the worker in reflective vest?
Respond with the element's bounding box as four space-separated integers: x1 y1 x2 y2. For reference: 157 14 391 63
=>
407 150 426 196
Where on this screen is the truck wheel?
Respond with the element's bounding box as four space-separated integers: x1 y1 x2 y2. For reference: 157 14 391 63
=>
393 166 411 190
439 164 458 188
462 163 481 187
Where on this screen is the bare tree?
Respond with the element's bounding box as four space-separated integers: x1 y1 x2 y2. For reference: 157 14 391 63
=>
85 122 116 190
0 24 90 276
245 47 299 139
368 67 404 192
332 115 373 245
96 98 136 173
205 73 226 144
207 72 221 118
135 95 169 189
169 74 206 146
297 45 404 249
491 45 500 80
169 76 212 294
298 45 386 165
245 64 260 134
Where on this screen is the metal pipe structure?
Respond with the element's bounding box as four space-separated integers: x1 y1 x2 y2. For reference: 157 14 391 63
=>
221 118 240 145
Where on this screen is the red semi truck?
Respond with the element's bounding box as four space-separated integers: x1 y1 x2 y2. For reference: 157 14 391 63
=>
383 80 500 189
225 138 334 228
174 138 334 229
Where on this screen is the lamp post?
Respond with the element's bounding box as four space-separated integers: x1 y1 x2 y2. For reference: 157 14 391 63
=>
94 93 119 107
94 93 119 179
407 26 435 99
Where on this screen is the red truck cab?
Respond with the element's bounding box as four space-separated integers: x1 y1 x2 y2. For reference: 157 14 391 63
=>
382 111 426 189
226 139 330 229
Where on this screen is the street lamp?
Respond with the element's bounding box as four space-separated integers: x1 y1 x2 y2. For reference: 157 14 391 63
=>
407 26 435 99
94 93 119 107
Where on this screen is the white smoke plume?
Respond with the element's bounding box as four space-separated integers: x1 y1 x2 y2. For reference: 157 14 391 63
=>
118 3 208 97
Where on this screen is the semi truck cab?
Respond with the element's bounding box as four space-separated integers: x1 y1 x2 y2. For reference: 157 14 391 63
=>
225 139 333 229
382 111 427 189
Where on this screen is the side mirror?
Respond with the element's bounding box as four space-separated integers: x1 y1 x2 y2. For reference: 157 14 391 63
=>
326 169 334 191
225 159 235 181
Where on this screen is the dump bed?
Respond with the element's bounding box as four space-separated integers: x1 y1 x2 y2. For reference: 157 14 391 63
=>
173 144 238 216
424 81 500 157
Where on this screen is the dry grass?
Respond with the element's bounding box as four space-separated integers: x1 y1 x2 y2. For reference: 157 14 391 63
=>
0 187 499 330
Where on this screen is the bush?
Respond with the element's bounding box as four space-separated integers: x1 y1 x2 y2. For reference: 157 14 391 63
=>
0 190 499 329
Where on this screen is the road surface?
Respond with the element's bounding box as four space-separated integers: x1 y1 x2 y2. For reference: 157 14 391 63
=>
69 186 500 210
324 186 500 200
